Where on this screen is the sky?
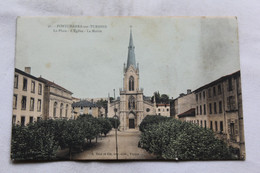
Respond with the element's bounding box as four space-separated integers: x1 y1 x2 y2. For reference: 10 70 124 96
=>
15 17 240 99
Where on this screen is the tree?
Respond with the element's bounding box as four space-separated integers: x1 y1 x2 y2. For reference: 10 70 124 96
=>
108 117 120 129
98 117 112 136
77 114 101 143
60 119 85 159
139 118 236 160
96 99 108 116
11 121 58 161
151 92 169 104
151 91 160 103
109 97 114 102
160 94 169 103
139 115 169 132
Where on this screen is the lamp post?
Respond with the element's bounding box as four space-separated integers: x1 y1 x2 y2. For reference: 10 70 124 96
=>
113 111 118 160
113 89 119 160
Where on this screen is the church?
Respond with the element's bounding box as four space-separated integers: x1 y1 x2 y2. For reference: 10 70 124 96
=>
107 28 156 131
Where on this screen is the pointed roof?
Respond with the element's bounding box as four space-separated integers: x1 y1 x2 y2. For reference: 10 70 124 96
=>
126 27 136 69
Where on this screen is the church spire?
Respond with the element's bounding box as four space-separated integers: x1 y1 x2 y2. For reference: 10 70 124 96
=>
126 26 136 69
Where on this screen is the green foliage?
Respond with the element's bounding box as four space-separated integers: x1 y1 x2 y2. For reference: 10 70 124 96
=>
77 114 101 141
151 92 169 104
109 97 114 102
139 115 170 132
11 114 113 161
96 99 108 114
11 121 58 161
160 94 169 104
98 118 112 136
108 117 120 129
60 119 85 148
139 118 236 160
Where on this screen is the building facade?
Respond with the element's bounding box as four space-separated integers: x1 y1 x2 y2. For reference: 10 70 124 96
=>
171 90 196 119
38 77 73 120
13 67 44 125
194 71 244 158
155 103 170 117
72 100 105 119
107 29 156 130
173 71 245 159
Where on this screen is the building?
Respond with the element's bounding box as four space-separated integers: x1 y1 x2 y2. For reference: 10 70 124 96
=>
155 103 170 117
38 77 73 120
83 97 108 103
107 29 156 130
12 67 44 125
72 100 105 119
171 89 196 119
177 108 196 122
72 97 81 103
194 71 244 158
173 71 245 159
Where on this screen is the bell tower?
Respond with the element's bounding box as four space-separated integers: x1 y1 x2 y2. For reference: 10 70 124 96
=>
108 26 156 131
119 27 144 130
123 27 140 93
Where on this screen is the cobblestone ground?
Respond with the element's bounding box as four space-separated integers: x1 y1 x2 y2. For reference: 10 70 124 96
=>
73 129 156 160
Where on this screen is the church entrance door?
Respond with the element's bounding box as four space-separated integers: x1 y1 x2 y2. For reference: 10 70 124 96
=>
129 119 135 129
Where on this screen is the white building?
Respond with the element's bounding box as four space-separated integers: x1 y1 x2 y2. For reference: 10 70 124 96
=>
155 103 170 117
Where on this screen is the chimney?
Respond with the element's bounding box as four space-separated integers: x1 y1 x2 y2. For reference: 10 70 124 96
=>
24 67 31 74
179 93 185 97
187 89 191 94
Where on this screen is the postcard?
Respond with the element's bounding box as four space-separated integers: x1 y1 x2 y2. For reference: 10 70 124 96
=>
11 16 245 161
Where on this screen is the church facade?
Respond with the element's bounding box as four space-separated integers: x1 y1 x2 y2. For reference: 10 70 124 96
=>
107 29 156 131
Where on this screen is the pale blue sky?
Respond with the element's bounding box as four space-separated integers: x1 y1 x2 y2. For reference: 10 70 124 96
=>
15 17 240 99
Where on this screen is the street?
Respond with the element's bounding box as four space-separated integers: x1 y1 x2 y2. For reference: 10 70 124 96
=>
73 129 156 160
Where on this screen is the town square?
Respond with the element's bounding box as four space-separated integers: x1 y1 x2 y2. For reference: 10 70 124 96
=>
11 17 245 161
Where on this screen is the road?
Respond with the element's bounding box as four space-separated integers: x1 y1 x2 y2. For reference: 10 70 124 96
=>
73 129 156 160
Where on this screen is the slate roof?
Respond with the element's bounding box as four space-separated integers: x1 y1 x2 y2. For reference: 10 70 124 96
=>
72 100 99 108
143 96 152 101
126 28 136 69
178 108 195 118
194 70 240 93
15 68 43 83
157 103 170 106
38 77 73 94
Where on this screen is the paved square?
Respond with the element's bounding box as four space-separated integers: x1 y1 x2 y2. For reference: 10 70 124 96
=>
73 129 156 160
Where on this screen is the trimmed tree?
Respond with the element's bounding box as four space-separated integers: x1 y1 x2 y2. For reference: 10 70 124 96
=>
59 119 85 159
139 118 235 160
98 118 112 136
108 117 120 129
11 121 58 161
139 115 169 132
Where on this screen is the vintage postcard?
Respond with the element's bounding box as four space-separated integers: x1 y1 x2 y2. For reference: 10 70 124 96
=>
11 16 245 161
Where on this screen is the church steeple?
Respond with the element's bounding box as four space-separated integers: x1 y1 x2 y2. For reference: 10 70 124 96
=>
126 27 136 69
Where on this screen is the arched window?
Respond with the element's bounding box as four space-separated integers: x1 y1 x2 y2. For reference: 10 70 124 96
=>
65 104 68 117
129 76 134 91
60 103 63 118
128 96 135 109
53 102 57 117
